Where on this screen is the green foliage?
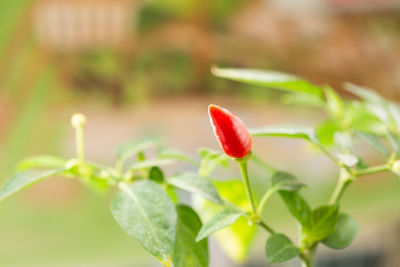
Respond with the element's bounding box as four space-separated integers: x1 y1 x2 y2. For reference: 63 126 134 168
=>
129 158 176 170
148 167 164 184
111 181 177 262
250 125 317 142
212 67 323 98
3 67 400 267
168 172 223 204
279 191 311 226
357 131 389 158
303 205 339 242
322 213 359 249
0 168 67 202
265 233 300 263
270 172 305 192
158 146 196 164
16 155 67 171
196 208 245 242
116 136 162 164
173 205 209 267
198 148 229 177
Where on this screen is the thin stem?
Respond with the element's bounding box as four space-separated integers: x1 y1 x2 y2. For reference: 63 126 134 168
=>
329 168 353 205
76 126 85 164
237 159 257 215
71 114 86 165
257 189 274 215
300 243 317 267
354 164 391 177
315 142 341 167
258 220 275 234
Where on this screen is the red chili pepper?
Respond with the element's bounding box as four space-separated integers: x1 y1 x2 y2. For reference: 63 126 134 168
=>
208 104 252 158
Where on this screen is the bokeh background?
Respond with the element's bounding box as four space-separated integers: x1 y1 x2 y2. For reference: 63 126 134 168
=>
1 0 400 266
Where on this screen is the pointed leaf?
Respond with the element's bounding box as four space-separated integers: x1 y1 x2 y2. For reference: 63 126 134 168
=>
117 136 162 161
168 172 223 204
198 148 229 177
265 233 300 263
173 205 208 267
322 213 359 249
344 83 384 103
250 125 317 142
148 167 164 184
279 191 311 226
111 181 177 261
196 208 245 241
17 155 67 171
0 168 66 202
357 131 389 158
212 67 323 98
271 172 305 192
129 158 175 170
304 205 339 242
193 180 256 262
158 146 196 164
325 87 344 118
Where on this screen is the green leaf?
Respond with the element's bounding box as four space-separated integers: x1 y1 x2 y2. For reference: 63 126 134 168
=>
110 181 177 261
316 120 340 146
129 158 175 171
325 87 344 118
158 146 196 164
17 155 67 171
168 172 223 204
386 130 400 154
173 205 208 267
198 148 229 177
344 83 384 103
303 205 339 242
148 167 164 184
0 168 66 202
117 136 162 161
279 191 311 226
282 92 325 108
250 125 317 142
322 213 359 249
265 233 300 263
212 67 323 98
270 171 305 192
337 154 359 167
357 131 389 158
196 208 245 242
193 180 256 262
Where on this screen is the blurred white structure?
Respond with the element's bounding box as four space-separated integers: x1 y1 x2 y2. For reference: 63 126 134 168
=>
33 0 139 51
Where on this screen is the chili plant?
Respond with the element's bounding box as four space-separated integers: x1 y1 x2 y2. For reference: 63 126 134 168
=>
1 67 400 267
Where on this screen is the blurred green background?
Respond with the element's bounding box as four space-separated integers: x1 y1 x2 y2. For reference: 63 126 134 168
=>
1 0 400 266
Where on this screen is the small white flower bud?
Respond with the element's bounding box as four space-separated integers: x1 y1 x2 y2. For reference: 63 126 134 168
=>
71 113 87 128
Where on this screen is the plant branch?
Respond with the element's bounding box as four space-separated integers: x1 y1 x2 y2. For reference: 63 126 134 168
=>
257 220 275 234
237 159 257 215
329 168 353 205
354 164 391 177
257 188 274 215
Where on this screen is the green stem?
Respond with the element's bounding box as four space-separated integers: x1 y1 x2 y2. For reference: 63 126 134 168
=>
258 220 275 234
76 127 85 164
315 142 341 167
354 164 391 177
329 168 353 205
236 158 257 216
300 249 315 267
299 241 317 267
257 188 274 215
